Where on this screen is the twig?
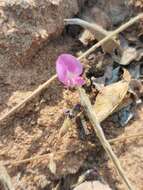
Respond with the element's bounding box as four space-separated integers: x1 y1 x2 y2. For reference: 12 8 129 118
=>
79 88 134 190
64 18 110 36
2 132 143 167
78 13 143 60
3 150 76 166
0 74 57 123
64 18 119 48
3 153 51 166
109 132 143 144
0 14 143 124
65 18 120 53
0 164 15 190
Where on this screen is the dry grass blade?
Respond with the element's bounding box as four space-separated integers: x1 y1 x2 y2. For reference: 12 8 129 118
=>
0 164 15 190
0 14 143 124
2 132 143 167
3 153 51 166
3 150 73 166
109 133 143 144
0 74 57 123
78 88 134 190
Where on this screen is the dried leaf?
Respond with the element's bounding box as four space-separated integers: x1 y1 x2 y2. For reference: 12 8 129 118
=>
120 47 143 65
130 0 143 8
93 69 131 122
79 29 118 53
120 47 138 65
74 181 112 190
59 117 73 137
122 68 131 82
79 29 95 46
48 154 57 175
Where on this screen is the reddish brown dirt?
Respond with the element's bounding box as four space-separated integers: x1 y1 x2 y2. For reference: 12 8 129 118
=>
0 1 143 190
0 34 91 190
0 33 143 190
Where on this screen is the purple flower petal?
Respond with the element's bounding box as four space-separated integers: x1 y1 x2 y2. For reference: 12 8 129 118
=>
56 57 67 83
56 53 85 87
61 54 83 75
74 76 85 86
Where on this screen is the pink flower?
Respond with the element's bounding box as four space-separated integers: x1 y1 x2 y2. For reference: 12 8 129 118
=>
56 54 85 87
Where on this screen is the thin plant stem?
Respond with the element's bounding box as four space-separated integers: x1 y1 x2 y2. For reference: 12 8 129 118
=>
79 87 134 190
0 74 57 123
109 132 143 144
64 18 109 35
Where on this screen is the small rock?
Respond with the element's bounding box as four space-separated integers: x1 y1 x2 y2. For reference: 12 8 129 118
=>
0 0 85 64
74 181 112 190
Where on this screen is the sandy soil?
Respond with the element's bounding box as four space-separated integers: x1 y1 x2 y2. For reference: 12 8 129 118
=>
0 1 143 190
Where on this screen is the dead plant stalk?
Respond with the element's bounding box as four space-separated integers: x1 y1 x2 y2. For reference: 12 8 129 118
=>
0 13 143 123
79 88 134 190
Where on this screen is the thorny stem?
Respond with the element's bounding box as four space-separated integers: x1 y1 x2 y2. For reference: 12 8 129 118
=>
79 88 134 190
0 14 143 123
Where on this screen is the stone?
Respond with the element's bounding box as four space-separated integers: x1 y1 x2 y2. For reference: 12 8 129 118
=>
0 0 85 64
